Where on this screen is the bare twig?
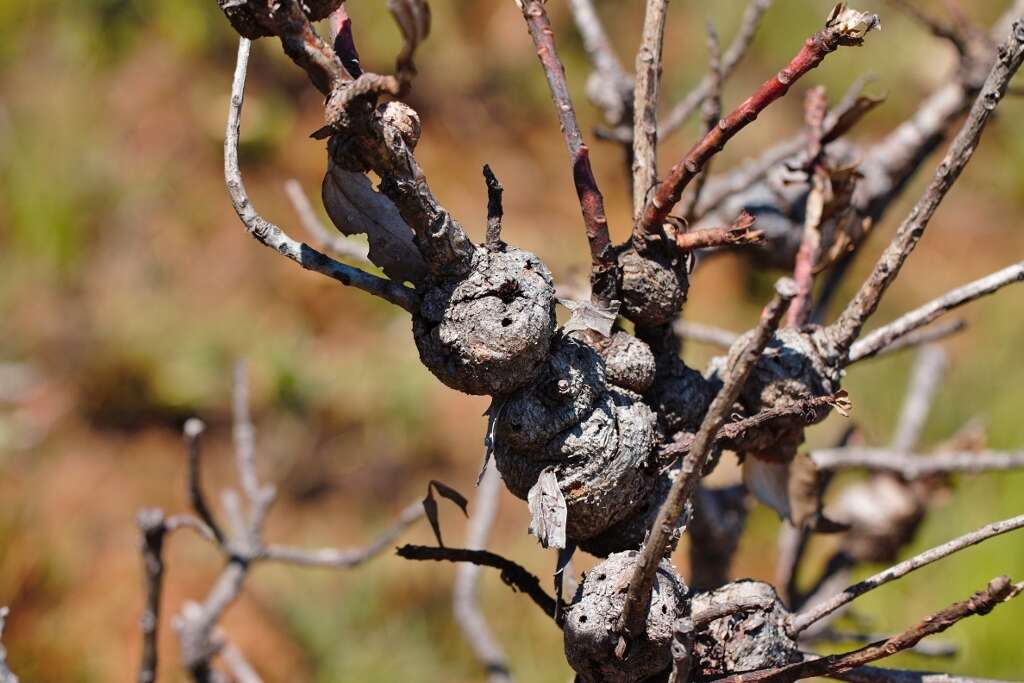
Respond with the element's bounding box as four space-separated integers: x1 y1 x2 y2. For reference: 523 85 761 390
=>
789 513 1024 635
0 608 15 683
636 6 879 245
848 262 1024 363
632 0 671 220
396 544 566 623
283 179 371 264
673 319 740 349
138 509 168 683
219 639 263 683
259 500 423 568
806 627 957 659
890 345 947 452
482 164 506 250
660 0 774 138
717 576 1023 682
567 0 630 120
826 25 1024 363
660 391 850 463
453 460 513 683
618 278 797 650
674 211 764 252
692 593 774 627
851 319 966 363
183 418 225 546
224 38 419 314
811 448 1024 479
680 20 724 225
833 664 1018 682
0 608 13 683
519 1 615 304
884 0 969 56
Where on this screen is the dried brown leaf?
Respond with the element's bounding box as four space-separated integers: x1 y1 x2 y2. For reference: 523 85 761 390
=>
322 164 427 285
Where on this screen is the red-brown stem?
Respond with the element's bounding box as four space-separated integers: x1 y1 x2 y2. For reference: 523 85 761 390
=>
674 211 763 252
788 86 827 330
521 1 616 304
635 19 869 247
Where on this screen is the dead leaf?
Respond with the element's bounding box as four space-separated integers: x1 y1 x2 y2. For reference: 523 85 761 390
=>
528 467 568 549
322 164 427 285
558 298 620 338
422 479 469 547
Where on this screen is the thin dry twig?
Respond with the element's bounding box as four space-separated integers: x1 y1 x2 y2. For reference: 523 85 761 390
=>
812 448 1024 479
636 6 879 245
660 0 774 138
183 418 225 545
833 664 1018 682
259 500 423 568
890 345 947 453
673 319 741 349
680 20 724 224
283 179 371 264
674 211 764 252
827 26 1024 363
137 509 168 683
618 278 797 651
632 0 671 220
717 576 1023 682
789 513 1024 635
568 0 630 119
483 164 505 250
0 606 14 683
453 460 513 683
848 262 1024 363
224 38 419 313
519 1 615 304
396 544 566 623
851 319 966 363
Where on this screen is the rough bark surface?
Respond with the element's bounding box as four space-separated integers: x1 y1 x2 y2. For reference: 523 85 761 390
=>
564 551 688 682
413 245 556 396
691 581 801 677
492 335 657 542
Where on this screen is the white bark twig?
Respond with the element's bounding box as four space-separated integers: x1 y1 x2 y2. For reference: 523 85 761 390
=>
453 460 513 683
283 179 371 264
788 514 1024 635
659 0 774 138
848 262 1024 363
631 0 670 220
224 38 418 313
811 448 1024 479
827 27 1024 363
673 319 740 349
890 345 947 452
259 500 423 568
0 607 18 683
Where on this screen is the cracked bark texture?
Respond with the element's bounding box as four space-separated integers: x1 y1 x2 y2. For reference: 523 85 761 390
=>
564 552 687 683
691 581 801 677
721 327 840 462
492 336 657 542
413 245 556 395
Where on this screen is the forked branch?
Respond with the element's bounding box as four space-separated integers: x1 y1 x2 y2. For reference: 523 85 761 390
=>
618 278 797 650
224 38 419 313
826 22 1024 363
635 5 880 247
518 1 616 304
789 513 1024 635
